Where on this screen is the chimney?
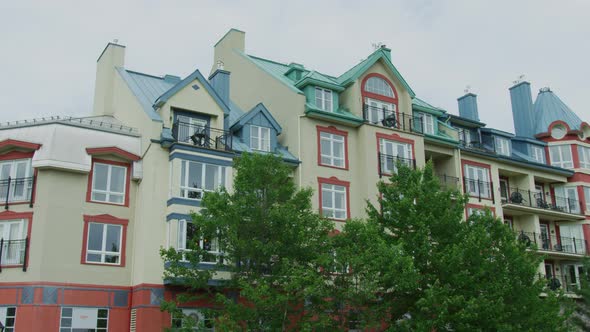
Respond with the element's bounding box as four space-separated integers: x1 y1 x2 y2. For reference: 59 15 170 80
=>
93 42 125 116
212 28 245 74
509 81 534 138
457 93 480 121
209 69 231 106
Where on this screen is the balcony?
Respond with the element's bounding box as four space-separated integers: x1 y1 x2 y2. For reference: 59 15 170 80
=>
438 174 461 190
0 238 29 272
171 121 232 151
363 104 424 134
0 176 35 209
378 153 416 177
517 231 587 256
502 188 584 219
540 274 581 294
463 177 494 202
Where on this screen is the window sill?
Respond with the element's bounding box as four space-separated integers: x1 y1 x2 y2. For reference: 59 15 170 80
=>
318 163 348 171
86 199 127 207
81 261 124 268
167 197 202 207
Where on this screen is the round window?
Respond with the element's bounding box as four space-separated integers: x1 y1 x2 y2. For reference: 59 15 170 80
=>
551 124 567 139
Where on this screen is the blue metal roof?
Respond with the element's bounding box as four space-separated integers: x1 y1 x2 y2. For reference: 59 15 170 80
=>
533 88 583 134
230 103 282 134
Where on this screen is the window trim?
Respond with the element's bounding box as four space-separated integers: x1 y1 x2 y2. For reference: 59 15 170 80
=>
316 125 349 170
461 159 493 201
315 87 333 112
318 177 350 222
250 125 271 152
86 158 131 207
0 210 33 269
81 214 128 267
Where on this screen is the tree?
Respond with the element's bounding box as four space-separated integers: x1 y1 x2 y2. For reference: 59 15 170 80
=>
367 161 568 331
570 258 590 330
161 153 334 331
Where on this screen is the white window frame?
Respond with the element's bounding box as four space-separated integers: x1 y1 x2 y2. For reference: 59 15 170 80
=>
177 115 208 143
549 145 573 168
379 138 413 174
0 306 17 331
177 219 222 264
365 97 395 125
0 158 33 203
553 185 580 214
59 307 108 331
315 87 333 112
495 137 511 156
584 187 590 213
578 145 590 169
531 145 545 163
250 125 271 152
171 308 215 331
179 160 226 200
85 222 123 265
464 164 491 199
0 219 27 265
420 113 435 135
319 132 345 168
321 183 347 220
91 162 127 205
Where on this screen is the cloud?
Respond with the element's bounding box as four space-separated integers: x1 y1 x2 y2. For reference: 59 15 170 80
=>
0 0 588 131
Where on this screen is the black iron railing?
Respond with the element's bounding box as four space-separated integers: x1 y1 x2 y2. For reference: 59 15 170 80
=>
378 153 416 177
463 177 494 202
458 129 496 154
517 231 587 256
172 121 232 151
0 237 29 272
362 104 424 134
438 174 461 190
539 273 582 293
502 187 583 215
0 176 35 209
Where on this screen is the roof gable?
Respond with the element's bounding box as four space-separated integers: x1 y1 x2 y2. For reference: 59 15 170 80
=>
230 103 282 134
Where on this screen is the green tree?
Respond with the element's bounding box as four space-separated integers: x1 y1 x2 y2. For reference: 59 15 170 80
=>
570 258 590 330
367 161 567 331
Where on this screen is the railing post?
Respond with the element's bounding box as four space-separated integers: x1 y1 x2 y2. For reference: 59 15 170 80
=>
377 153 382 179
0 238 3 273
532 232 537 247
402 113 406 131
5 176 10 210
29 175 35 208
574 237 577 254
528 190 532 208
477 180 482 202
491 181 495 203
22 237 28 272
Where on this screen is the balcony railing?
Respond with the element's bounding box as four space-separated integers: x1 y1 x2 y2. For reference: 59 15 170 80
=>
172 121 233 151
0 238 29 272
463 177 494 202
378 153 416 177
0 176 35 209
539 273 582 293
502 187 583 215
517 231 587 256
362 104 424 134
438 174 461 190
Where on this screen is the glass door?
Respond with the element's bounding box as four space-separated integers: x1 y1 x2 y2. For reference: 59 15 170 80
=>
539 224 550 250
0 159 32 202
0 220 26 265
366 98 394 126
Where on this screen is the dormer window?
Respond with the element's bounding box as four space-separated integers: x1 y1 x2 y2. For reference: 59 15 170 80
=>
251 125 271 152
361 74 398 127
495 137 511 156
315 87 333 112
531 145 545 163
419 113 435 135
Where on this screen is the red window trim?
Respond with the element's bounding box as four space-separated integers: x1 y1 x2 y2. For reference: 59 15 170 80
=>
86 158 132 207
465 203 496 219
81 214 129 267
375 132 415 176
316 125 349 170
318 177 350 222
86 147 141 162
0 139 42 152
461 159 494 202
0 211 33 269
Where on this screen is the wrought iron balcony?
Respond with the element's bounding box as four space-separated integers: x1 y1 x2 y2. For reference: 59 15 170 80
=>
438 174 461 190
517 231 587 256
0 176 35 209
362 104 424 134
171 121 233 151
0 237 29 272
378 153 416 177
502 187 583 216
463 177 494 202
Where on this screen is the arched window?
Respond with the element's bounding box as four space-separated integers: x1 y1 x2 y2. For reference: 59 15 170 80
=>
361 74 398 126
364 76 395 98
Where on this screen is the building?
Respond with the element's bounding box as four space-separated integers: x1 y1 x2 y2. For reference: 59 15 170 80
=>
0 29 588 330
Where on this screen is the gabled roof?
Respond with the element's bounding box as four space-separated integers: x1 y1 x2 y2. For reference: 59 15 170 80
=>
230 103 282 134
412 97 446 116
336 48 415 97
533 88 583 134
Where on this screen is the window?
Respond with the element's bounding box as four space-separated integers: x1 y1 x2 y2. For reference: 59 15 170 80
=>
60 307 108 331
0 158 33 203
584 187 590 213
420 113 435 135
364 76 395 98
320 181 348 220
250 125 271 152
550 124 567 139
178 219 222 264
531 145 545 163
463 163 491 199
0 219 27 265
549 145 573 168
180 161 226 200
365 98 395 125
495 137 511 156
85 222 123 265
90 162 127 205
379 138 413 175
467 207 485 218
499 178 509 202
554 186 580 214
319 130 346 168
459 129 473 145
315 87 333 112
559 225 584 254
176 115 208 143
0 306 16 332
171 309 215 331
578 146 590 169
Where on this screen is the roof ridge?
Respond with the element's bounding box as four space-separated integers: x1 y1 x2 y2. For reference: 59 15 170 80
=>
247 54 291 68
124 69 168 80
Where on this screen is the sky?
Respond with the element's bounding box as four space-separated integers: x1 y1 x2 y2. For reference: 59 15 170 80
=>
1 0 589 132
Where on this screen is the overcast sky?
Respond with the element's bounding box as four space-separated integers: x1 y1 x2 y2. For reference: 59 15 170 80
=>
1 0 588 132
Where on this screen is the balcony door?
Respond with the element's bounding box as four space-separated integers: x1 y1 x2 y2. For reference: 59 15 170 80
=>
539 224 550 250
177 115 208 143
559 224 584 254
562 264 584 291
0 159 32 202
379 139 412 174
366 98 395 125
0 219 26 265
464 164 491 199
